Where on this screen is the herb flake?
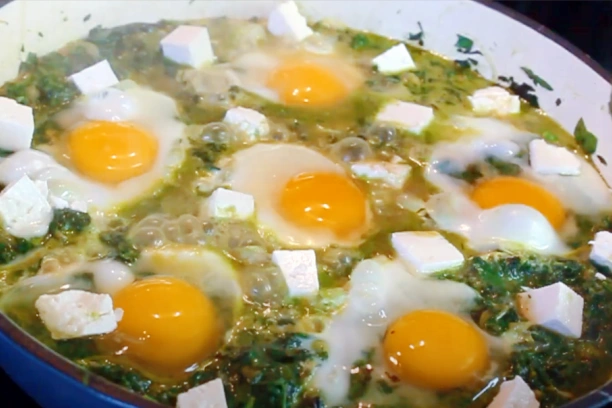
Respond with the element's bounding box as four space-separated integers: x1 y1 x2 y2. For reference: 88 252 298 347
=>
574 118 598 155
521 67 553 91
408 22 424 46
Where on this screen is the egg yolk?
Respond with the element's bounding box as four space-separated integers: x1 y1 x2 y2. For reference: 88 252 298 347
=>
68 121 158 184
102 276 220 374
267 59 350 106
279 171 367 237
470 176 566 229
383 310 489 390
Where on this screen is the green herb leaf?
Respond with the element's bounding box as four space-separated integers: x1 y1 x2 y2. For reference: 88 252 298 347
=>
486 157 521 176
521 67 553 91
455 34 474 53
543 130 558 142
455 34 481 55
408 22 424 46
574 118 598 154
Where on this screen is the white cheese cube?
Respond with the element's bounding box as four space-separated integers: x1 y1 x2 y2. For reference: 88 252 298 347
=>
0 97 34 152
272 249 319 296
468 86 520 115
372 44 416 74
589 231 612 270
375 100 434 135
0 175 53 238
267 1 313 42
528 139 581 176
595 272 607 280
176 378 227 408
70 60 119 95
208 188 255 220
487 376 539 408
223 107 270 141
34 290 119 340
391 231 464 274
161 25 216 68
351 161 411 189
517 282 583 338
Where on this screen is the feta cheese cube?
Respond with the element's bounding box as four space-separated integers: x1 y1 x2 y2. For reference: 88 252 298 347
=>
487 376 539 408
391 231 464 274
372 44 416 74
468 86 520 115
517 282 583 338
351 161 411 189
34 290 119 340
0 175 53 238
589 231 612 270
161 25 216 68
267 1 313 42
272 249 319 296
0 97 34 151
208 188 255 219
595 272 607 280
376 100 434 135
529 139 581 176
177 378 227 408
223 107 270 140
70 60 119 95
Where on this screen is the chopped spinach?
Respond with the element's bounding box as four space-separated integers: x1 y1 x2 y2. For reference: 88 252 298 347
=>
574 118 598 155
49 209 92 238
455 34 481 55
498 75 539 108
191 142 227 171
348 349 375 401
99 229 140 264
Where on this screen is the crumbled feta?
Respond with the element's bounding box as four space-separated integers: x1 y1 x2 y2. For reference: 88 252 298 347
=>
161 25 216 68
267 1 313 42
0 175 53 239
589 231 612 270
223 107 270 141
351 161 411 189
176 378 228 408
518 282 583 338
391 231 464 274
208 188 255 219
34 290 119 340
376 100 434 134
372 44 416 74
272 249 319 296
468 86 520 115
529 139 581 176
487 376 539 408
70 60 119 95
0 97 34 152
595 272 607 280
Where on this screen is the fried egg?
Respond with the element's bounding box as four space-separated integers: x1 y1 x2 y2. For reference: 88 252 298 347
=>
314 257 505 406
0 85 187 213
423 117 612 255
228 49 363 107
100 276 221 376
228 143 371 247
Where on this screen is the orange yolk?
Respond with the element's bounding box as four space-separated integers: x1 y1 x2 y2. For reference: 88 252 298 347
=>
470 176 566 229
279 172 367 237
383 310 489 390
102 276 220 374
68 121 158 184
267 59 350 107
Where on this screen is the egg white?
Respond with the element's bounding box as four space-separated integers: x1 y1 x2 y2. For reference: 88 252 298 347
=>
228 143 371 247
314 257 505 406
0 84 188 214
423 116 612 255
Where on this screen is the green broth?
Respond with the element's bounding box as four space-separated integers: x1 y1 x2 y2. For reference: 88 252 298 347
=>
0 16 610 408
